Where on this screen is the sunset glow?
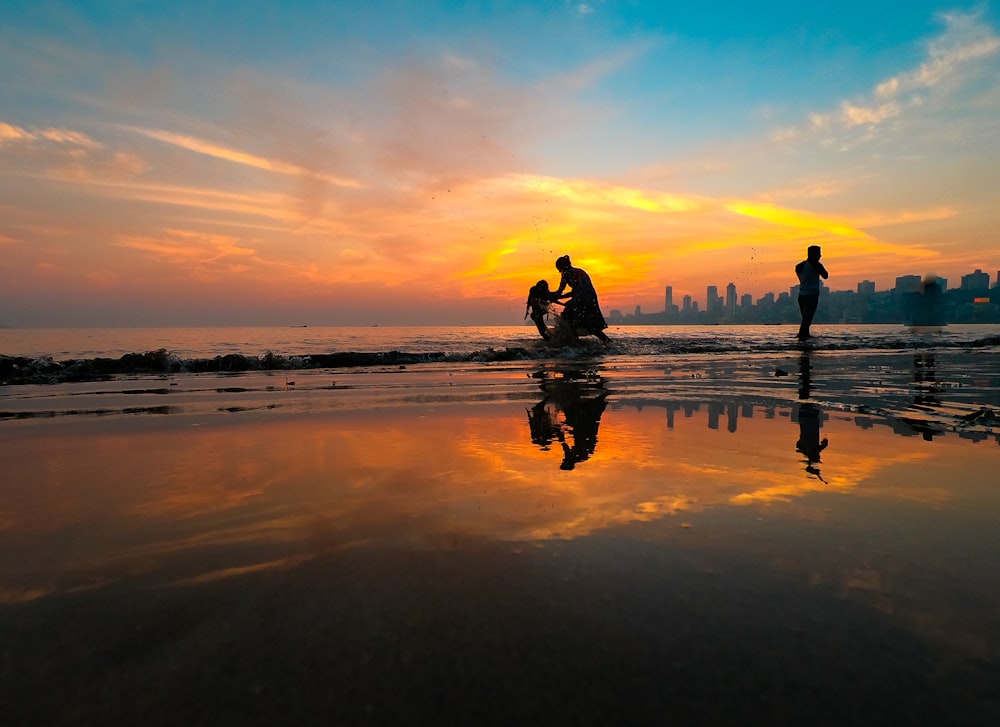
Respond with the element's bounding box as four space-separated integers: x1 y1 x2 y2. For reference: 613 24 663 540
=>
2 1 999 325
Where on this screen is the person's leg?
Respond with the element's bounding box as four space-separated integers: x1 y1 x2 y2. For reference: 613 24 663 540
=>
531 313 549 339
798 295 818 338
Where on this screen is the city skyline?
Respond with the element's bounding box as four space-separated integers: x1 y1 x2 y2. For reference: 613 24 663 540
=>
2 2 1000 326
644 265 997 314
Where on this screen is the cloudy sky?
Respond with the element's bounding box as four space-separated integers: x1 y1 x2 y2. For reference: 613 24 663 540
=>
2 1 998 326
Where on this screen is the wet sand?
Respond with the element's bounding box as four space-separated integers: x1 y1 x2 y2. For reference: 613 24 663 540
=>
2 348 1000 725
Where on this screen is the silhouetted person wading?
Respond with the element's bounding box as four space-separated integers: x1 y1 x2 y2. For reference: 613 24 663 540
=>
795 245 829 340
551 255 610 343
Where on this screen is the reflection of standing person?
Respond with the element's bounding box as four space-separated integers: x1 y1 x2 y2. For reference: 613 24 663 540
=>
795 245 829 340
796 403 828 481
558 390 608 470
552 255 610 342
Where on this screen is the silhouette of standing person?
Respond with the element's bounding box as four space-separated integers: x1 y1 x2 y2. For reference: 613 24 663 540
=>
551 255 610 343
795 245 829 340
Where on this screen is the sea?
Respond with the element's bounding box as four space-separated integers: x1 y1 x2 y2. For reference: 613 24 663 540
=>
3 323 1000 376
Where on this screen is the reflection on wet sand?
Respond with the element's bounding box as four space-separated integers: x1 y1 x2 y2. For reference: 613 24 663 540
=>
0 389 994 601
3 370 1000 723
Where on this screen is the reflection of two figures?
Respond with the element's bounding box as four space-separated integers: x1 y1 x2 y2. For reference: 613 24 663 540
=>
795 350 828 482
526 371 608 470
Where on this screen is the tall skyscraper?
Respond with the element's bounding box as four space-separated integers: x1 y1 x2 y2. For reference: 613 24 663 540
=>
707 285 720 313
664 285 673 312
726 283 737 315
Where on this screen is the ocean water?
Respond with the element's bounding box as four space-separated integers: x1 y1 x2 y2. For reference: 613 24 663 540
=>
5 323 1000 438
4 323 1000 361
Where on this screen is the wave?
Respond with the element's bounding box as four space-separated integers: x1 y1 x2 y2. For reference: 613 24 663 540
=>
3 334 1000 385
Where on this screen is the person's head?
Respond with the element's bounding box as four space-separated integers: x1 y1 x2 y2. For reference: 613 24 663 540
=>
555 255 571 272
807 245 822 260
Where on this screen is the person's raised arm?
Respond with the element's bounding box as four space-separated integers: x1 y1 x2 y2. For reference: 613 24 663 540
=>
552 273 569 298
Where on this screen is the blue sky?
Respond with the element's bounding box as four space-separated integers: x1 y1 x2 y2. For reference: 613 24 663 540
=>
2 1 999 325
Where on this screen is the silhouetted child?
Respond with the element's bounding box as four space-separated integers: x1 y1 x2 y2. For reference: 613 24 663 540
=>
525 280 555 340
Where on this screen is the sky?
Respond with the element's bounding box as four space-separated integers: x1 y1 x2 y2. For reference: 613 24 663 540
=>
2 1 999 327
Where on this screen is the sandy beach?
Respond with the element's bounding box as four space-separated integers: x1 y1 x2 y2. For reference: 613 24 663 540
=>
2 345 1000 725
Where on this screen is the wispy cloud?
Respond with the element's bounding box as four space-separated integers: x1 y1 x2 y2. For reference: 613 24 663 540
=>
122 126 362 188
116 228 259 281
876 9 1000 99
795 9 1000 142
0 120 101 148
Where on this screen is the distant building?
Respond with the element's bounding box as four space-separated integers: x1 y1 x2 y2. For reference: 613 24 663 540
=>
894 275 922 294
725 283 737 316
664 286 673 312
740 293 753 309
857 280 876 295
682 294 692 312
706 285 720 312
962 269 990 290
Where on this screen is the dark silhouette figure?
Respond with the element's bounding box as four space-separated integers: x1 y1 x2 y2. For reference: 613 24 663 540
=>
795 245 829 340
526 399 560 448
526 370 608 469
795 349 827 480
558 388 608 470
796 404 828 482
551 255 610 343
524 279 556 340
